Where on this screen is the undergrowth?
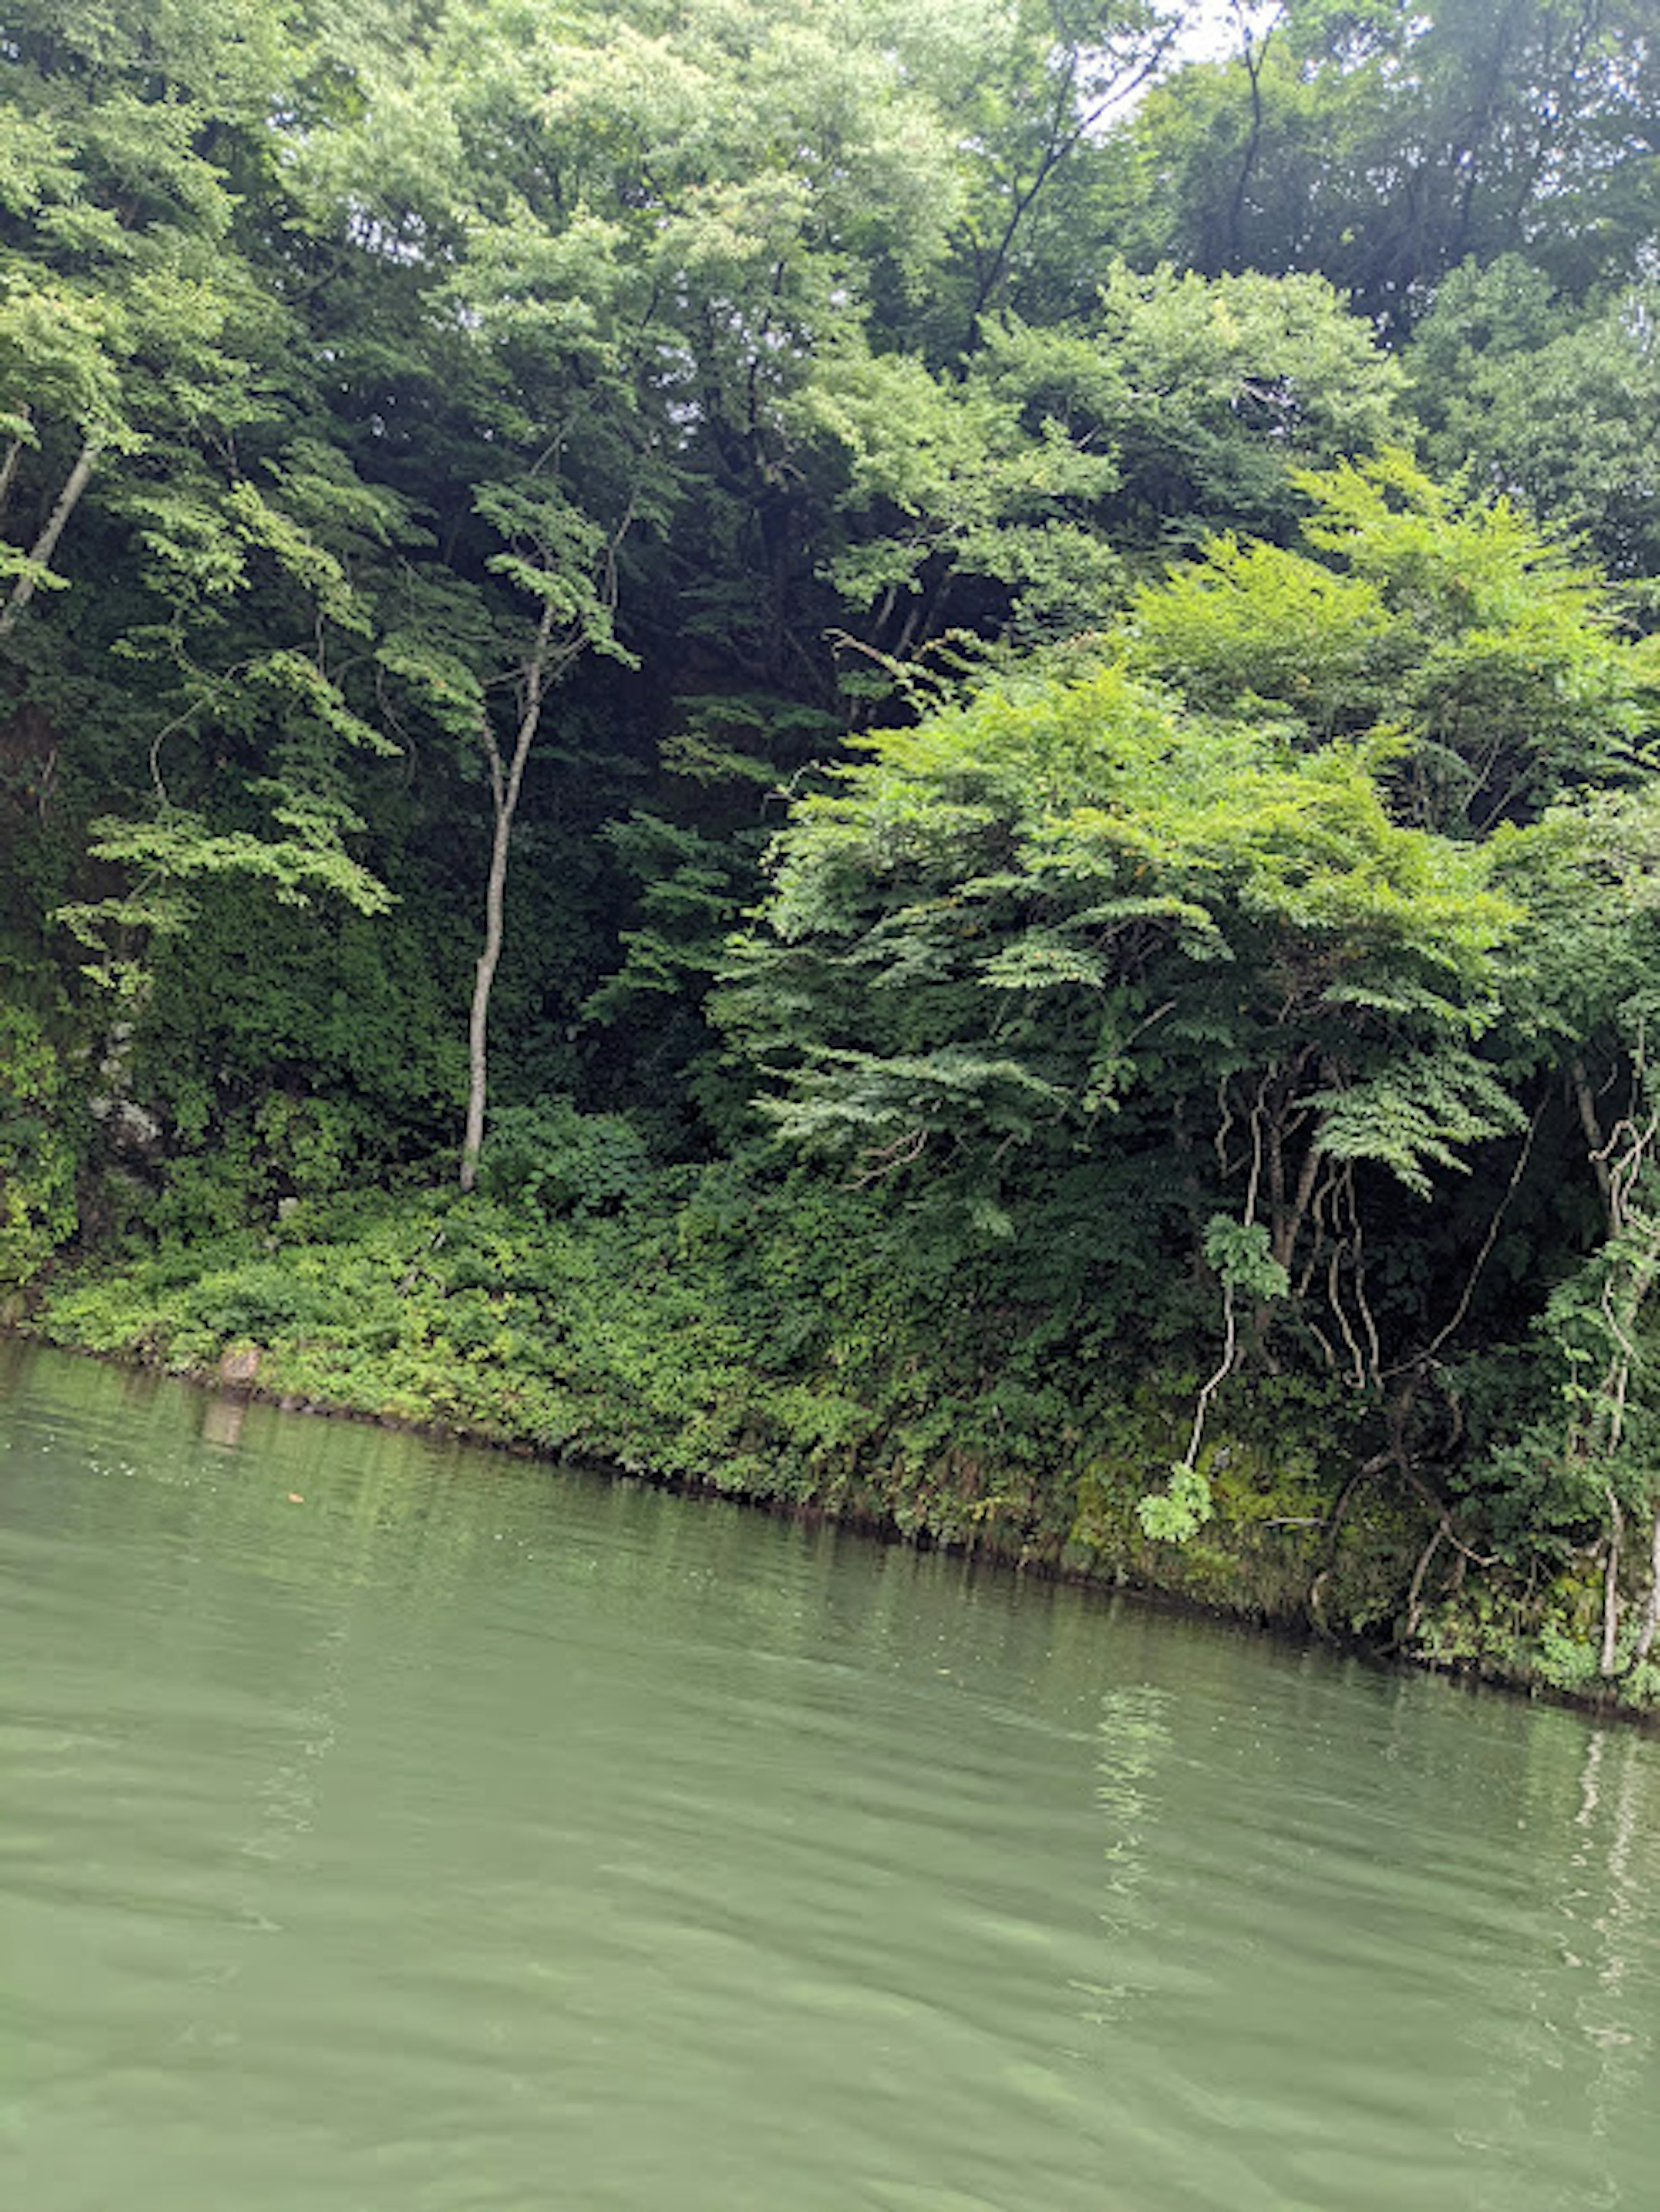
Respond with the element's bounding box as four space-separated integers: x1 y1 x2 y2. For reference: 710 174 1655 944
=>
31 1159 1387 1616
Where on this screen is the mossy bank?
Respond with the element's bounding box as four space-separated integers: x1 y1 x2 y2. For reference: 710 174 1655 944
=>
17 1157 1654 1717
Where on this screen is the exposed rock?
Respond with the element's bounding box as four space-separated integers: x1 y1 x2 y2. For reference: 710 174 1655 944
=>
89 1095 165 1162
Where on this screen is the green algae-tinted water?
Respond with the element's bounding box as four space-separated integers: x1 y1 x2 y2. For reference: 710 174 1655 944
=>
4 1338 1659 2211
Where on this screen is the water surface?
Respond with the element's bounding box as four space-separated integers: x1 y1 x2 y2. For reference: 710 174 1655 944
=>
4 1340 1659 2210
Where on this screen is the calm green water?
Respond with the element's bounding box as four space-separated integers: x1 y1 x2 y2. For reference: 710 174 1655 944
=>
4 1343 1660 2211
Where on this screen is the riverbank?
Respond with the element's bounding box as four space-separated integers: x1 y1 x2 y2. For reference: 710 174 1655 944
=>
13 1171 1646 1713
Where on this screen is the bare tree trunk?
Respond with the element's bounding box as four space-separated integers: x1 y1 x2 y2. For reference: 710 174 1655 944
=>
1631 1512 1660 1667
0 433 101 642
460 601 555 1192
1601 1486 1624 1678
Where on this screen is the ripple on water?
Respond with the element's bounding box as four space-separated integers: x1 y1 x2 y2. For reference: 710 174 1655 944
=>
4 1345 1660 2212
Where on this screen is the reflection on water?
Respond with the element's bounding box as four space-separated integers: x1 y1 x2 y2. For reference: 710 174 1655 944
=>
198 1392 249 1451
1076 1685 1170 2027
1554 1727 1650 2209
4 1342 1660 2212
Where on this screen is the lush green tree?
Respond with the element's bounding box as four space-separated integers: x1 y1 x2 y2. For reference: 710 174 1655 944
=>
718 660 1520 1374
1128 451 1659 834
1114 0 1660 331
592 262 1403 1121
782 260 1401 662
0 0 408 986
976 263 1403 563
888 0 1187 349
289 0 980 1177
1395 792 1660 1679
721 454 1660 1570
1408 260 1660 593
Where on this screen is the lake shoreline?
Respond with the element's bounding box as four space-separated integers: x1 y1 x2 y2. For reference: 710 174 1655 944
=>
10 1311 1654 1733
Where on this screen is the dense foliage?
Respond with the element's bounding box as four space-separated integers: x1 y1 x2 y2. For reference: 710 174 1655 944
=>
5 0 1660 1699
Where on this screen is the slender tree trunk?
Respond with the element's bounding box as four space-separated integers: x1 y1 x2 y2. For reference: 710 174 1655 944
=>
1272 1130 1322 1274
460 601 556 1192
0 432 26 524
1226 12 1274 272
1601 1486 1624 1678
958 23 1180 348
1182 1275 1238 1474
1570 1058 1613 1213
0 433 102 642
1631 1512 1660 1668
